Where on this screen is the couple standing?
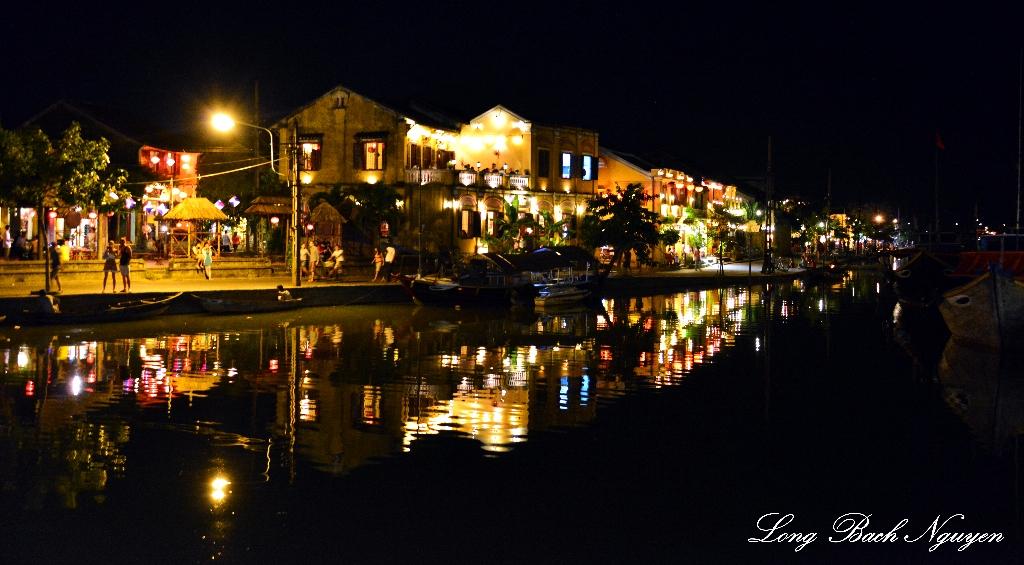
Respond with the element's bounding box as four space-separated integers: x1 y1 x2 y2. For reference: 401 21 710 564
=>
102 238 134 292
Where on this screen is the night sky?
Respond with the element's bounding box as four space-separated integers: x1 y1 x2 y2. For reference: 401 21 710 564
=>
5 3 1023 229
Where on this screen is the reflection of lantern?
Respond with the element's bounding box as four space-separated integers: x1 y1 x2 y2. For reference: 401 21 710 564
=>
270 216 280 226
380 221 389 237
48 211 57 219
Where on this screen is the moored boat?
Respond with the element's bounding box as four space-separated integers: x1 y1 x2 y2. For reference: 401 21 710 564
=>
194 294 304 314
5 292 183 326
939 266 1024 349
534 284 591 308
892 250 958 308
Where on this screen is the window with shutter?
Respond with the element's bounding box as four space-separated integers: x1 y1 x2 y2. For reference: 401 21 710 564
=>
538 149 550 178
561 152 573 179
409 143 420 168
299 135 322 171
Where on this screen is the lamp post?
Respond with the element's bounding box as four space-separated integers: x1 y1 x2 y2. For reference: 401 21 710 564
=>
211 113 277 173
211 112 299 285
290 120 300 286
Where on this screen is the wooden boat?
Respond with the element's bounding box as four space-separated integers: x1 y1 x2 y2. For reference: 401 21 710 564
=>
939 266 1024 349
194 294 304 314
398 275 534 307
534 284 591 308
398 246 600 308
7 292 183 326
892 250 958 308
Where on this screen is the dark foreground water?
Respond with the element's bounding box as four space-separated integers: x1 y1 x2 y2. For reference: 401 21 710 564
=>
1 272 1021 564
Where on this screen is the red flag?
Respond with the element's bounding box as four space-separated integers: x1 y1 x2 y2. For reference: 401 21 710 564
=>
935 130 945 150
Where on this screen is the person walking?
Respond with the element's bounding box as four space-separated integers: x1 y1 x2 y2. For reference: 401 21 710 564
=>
2 225 11 259
372 249 384 281
202 240 214 279
306 240 320 283
299 242 309 279
326 243 344 277
382 243 397 281
48 241 63 293
102 240 119 292
118 237 133 292
231 232 241 253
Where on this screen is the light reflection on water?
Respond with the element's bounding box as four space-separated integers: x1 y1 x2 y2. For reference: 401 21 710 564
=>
0 274 874 510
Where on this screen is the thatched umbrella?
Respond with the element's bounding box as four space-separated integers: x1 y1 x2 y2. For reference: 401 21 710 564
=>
244 196 293 257
310 202 345 244
163 197 229 257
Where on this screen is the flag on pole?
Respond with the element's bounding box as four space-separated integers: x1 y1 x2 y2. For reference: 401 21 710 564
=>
935 129 945 151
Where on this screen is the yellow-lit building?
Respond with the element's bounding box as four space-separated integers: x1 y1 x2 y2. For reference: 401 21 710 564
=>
275 88 599 255
598 148 756 265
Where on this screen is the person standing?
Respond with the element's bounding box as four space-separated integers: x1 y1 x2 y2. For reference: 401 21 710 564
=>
383 243 397 281
119 237 133 292
49 241 63 293
202 240 213 279
102 241 119 292
307 240 319 283
231 232 240 253
2 225 11 259
221 230 232 253
372 249 384 281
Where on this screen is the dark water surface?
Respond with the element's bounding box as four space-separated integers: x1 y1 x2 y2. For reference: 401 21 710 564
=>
1 272 1021 564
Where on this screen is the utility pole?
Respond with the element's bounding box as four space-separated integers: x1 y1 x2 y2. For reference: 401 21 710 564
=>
250 80 260 254
1016 48 1022 233
291 119 301 287
762 136 775 274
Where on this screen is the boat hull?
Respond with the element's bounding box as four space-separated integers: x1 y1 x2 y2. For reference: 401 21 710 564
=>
939 268 1024 348
400 277 533 307
197 295 304 314
5 292 183 326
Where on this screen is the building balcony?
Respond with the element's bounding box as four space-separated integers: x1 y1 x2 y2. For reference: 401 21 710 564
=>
455 171 532 190
404 168 454 185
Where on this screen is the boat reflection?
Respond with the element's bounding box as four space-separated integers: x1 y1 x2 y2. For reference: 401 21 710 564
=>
0 277 866 508
938 338 1024 454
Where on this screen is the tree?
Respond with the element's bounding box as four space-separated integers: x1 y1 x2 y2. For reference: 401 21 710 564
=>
482 196 537 253
309 184 405 256
0 122 128 290
579 183 669 279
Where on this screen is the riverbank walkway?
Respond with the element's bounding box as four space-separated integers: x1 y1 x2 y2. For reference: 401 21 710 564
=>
0 258 804 298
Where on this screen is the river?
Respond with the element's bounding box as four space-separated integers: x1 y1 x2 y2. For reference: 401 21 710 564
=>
0 272 1019 563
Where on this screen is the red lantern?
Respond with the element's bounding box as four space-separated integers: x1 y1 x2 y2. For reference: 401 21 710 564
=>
380 221 390 237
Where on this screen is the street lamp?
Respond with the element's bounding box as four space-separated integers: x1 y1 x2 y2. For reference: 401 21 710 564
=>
211 112 299 286
211 113 277 173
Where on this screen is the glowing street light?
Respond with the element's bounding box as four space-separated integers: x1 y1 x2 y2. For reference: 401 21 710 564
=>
211 112 277 173
874 214 884 224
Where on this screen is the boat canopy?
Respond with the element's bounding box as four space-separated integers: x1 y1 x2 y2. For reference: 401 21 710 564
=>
481 246 597 274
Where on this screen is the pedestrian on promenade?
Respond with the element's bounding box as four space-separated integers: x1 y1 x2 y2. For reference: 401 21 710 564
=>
383 243 396 281
193 240 205 273
102 240 119 292
119 237 132 292
2 225 11 259
300 243 309 279
372 249 384 281
59 238 71 264
48 241 63 293
307 240 319 283
231 232 240 253
623 250 632 272
202 240 213 279
326 243 344 277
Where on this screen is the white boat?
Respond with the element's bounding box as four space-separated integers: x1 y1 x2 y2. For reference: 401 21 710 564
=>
534 284 591 307
939 265 1024 349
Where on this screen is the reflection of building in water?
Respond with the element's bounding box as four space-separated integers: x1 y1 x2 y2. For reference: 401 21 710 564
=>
599 287 762 385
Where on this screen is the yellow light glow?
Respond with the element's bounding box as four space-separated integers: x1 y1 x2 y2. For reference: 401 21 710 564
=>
874 214 884 223
211 113 235 132
366 175 379 185
300 172 313 185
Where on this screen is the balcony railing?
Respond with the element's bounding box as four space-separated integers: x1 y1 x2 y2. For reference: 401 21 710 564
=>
436 169 532 189
404 168 454 185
